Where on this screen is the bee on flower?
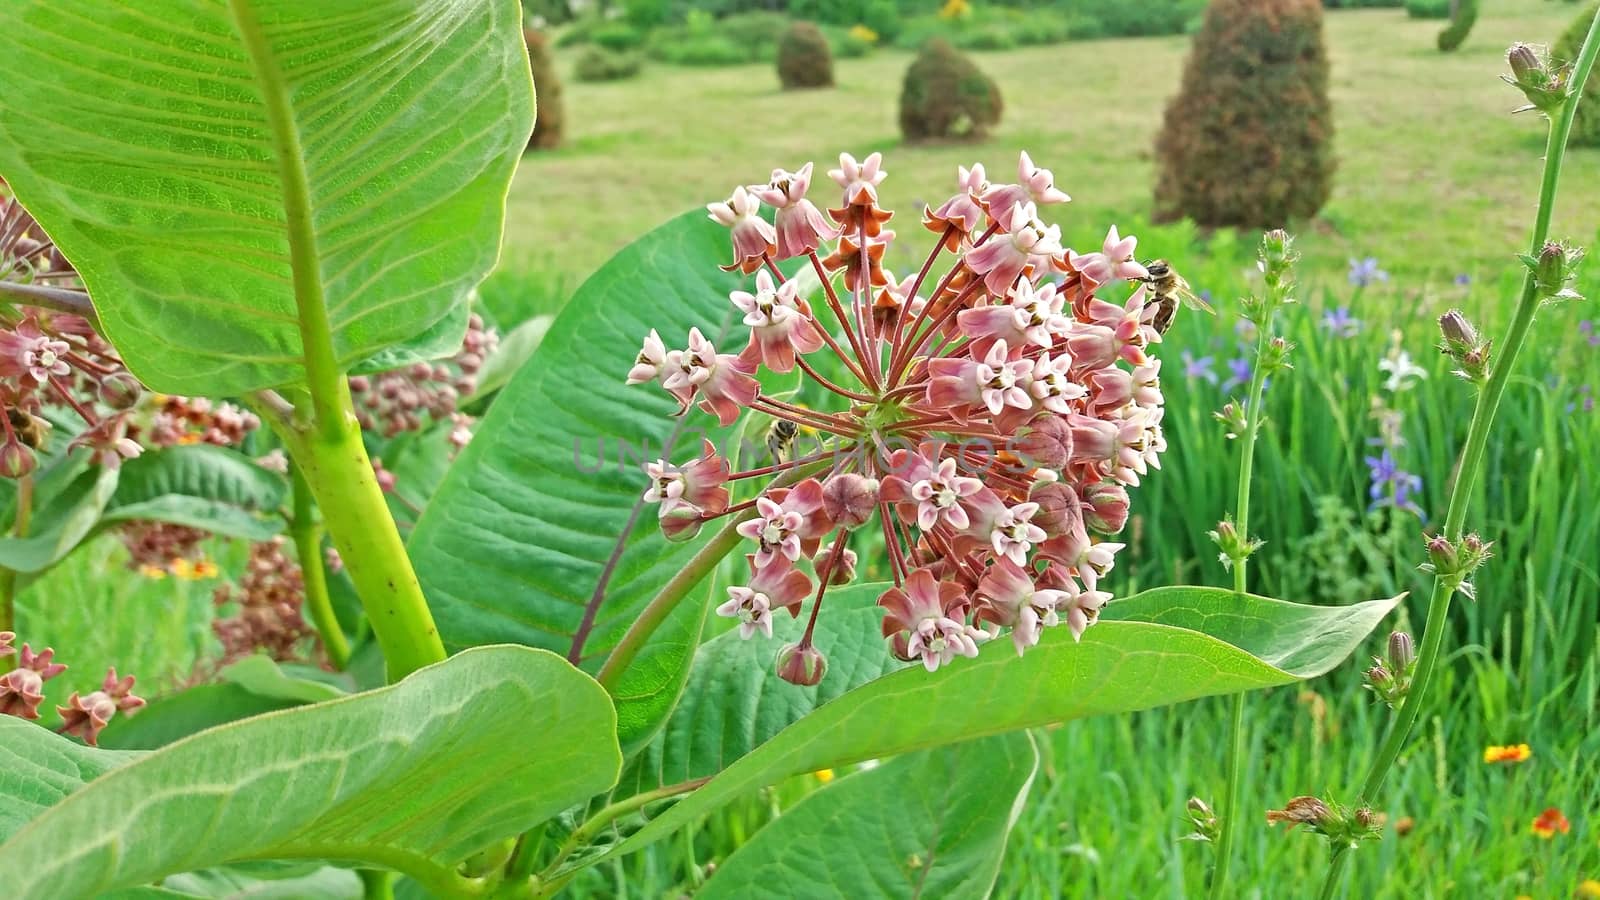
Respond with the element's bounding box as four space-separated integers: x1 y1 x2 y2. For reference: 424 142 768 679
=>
627 152 1173 683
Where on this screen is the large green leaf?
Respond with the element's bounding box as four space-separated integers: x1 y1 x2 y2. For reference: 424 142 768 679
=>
700 733 1038 900
406 213 748 713
98 445 288 541
0 1 532 395
0 459 118 573
578 585 1398 868
0 646 621 899
0 720 136 844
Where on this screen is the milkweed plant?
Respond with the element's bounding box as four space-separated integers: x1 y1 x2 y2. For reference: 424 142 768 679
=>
0 3 1589 899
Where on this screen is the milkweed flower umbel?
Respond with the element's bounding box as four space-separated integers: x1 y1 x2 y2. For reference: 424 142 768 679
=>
628 152 1173 683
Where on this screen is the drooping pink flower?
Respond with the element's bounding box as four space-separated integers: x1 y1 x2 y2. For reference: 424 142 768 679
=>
56 667 144 746
879 567 985 671
964 203 1065 296
981 151 1071 226
731 269 825 373
927 340 1034 418
0 643 66 720
1069 225 1148 287
976 560 1069 655
716 554 813 639
68 413 143 469
958 280 1069 357
661 328 759 426
820 229 893 293
909 457 984 531
924 163 989 249
642 440 730 520
751 163 840 260
708 185 777 275
625 329 669 387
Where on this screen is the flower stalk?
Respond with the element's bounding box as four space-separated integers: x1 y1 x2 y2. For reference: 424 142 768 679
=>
290 463 350 671
1208 231 1296 899
1319 21 1600 897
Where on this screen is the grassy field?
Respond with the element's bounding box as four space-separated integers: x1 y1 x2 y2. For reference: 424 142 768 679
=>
500 0 1600 299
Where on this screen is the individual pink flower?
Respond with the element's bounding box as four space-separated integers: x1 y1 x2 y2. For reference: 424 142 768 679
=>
0 643 67 720
989 501 1046 566
873 270 929 331
981 151 1071 226
924 163 989 249
1030 352 1088 415
707 185 777 274
1088 359 1163 415
661 328 759 426
928 340 1034 418
820 229 893 293
716 554 813 639
829 151 887 209
1056 576 1112 641
964 203 1065 296
642 440 731 520
958 280 1069 357
909 457 984 530
56 668 145 747
0 316 71 385
626 329 670 386
1069 225 1148 287
731 269 825 373
736 478 831 565
68 413 143 469
976 560 1069 655
879 567 985 671
751 163 839 259
0 630 13 657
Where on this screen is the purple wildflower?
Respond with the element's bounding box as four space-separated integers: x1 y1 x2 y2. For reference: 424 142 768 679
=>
1181 350 1217 385
1454 273 1472 286
1320 306 1362 338
1222 356 1252 392
1348 257 1389 288
1568 384 1594 414
1366 450 1424 517
1580 320 1599 348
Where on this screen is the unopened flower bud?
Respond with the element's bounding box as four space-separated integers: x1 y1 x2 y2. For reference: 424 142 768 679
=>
1214 400 1249 440
1027 481 1082 538
659 506 706 543
1208 516 1261 571
1437 310 1491 383
1502 43 1569 114
775 641 827 686
1185 796 1221 843
1425 533 1458 572
815 540 857 586
0 441 36 479
1437 310 1480 347
1262 336 1296 373
97 372 143 410
821 473 878 529
1080 482 1129 535
1527 240 1585 301
1387 630 1415 672
1013 415 1074 470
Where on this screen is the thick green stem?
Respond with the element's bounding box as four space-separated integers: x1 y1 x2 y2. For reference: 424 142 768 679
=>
1210 299 1277 900
538 776 710 882
291 464 350 670
1319 19 1600 899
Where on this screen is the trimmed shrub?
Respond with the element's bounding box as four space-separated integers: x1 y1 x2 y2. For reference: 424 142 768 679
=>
1436 0 1479 50
574 47 643 82
1554 4 1600 146
1153 0 1334 228
899 39 1002 142
778 22 834 89
1404 0 1451 18
590 23 646 51
653 34 748 66
524 28 563 151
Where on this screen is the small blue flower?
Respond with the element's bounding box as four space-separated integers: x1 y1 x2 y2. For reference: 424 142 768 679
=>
1222 356 1252 392
1568 384 1594 414
1454 273 1472 286
1581 320 1599 348
1365 450 1424 516
1320 306 1362 338
1181 350 1217 385
1348 257 1389 288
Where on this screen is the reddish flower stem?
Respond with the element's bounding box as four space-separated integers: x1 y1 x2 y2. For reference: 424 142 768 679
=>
726 446 847 481
886 223 998 383
888 279 984 386
808 252 879 393
796 355 873 402
855 218 882 384
47 375 97 424
888 225 955 358
878 502 907 586
751 397 861 436
758 253 864 385
799 527 850 645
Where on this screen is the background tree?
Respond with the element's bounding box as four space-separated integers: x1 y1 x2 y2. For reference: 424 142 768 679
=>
525 27 564 150
1555 3 1600 145
899 38 1003 141
777 21 834 89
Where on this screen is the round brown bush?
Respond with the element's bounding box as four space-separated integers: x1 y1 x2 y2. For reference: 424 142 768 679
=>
1555 4 1600 147
778 21 834 89
1152 0 1334 228
899 39 1003 142
524 27 563 151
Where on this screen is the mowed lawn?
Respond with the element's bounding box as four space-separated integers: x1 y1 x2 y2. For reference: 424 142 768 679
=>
502 0 1600 290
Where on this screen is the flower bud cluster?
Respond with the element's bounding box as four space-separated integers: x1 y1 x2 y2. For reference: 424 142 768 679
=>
1266 795 1383 852
629 151 1174 682
1420 532 1493 599
1362 630 1417 709
1436 310 1491 384
349 313 497 453
0 631 144 746
1523 240 1585 303
211 538 315 663
1208 515 1263 572
1184 797 1221 844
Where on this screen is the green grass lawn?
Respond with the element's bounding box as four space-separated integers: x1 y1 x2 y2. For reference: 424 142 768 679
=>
501 0 1600 298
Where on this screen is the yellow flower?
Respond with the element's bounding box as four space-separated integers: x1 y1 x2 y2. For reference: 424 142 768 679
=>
1482 743 1531 764
848 24 877 44
191 559 219 579
1576 880 1600 898
813 768 835 783
138 564 167 580
938 0 971 20
169 558 194 579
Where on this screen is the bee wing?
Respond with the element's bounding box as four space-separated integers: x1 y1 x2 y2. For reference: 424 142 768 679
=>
1178 285 1215 315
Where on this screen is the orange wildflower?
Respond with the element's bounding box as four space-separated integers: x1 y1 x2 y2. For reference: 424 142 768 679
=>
1483 743 1532 764
1530 807 1570 839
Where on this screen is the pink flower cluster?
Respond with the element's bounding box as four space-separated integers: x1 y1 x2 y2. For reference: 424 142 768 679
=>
1 631 145 746
627 152 1169 682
